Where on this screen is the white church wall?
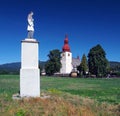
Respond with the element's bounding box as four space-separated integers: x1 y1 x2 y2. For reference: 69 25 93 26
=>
60 52 73 74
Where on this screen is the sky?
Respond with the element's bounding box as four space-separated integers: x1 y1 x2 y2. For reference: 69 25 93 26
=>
0 0 120 64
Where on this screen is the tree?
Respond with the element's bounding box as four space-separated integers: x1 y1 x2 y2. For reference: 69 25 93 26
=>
45 49 61 75
88 44 109 77
77 54 88 76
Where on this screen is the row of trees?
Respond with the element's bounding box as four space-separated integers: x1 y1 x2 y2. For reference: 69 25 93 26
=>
45 44 109 77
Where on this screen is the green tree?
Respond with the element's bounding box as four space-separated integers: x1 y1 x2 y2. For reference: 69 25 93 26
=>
77 54 88 76
88 44 109 77
45 49 61 75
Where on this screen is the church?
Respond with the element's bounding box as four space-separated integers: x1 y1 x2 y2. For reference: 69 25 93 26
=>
60 35 80 75
41 35 81 76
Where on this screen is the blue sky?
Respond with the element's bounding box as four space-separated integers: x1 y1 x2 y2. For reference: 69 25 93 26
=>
0 0 120 64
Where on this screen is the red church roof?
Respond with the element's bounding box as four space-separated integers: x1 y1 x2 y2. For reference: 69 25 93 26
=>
62 35 71 52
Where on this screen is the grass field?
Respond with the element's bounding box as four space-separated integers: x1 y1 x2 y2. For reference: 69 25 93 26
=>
41 76 120 104
0 75 120 116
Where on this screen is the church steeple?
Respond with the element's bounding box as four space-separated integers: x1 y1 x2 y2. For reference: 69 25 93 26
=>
62 34 71 52
60 34 73 74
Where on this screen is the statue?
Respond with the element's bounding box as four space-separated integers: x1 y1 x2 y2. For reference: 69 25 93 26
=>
27 11 34 38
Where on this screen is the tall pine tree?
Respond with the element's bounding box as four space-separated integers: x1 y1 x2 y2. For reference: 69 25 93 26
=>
77 54 88 76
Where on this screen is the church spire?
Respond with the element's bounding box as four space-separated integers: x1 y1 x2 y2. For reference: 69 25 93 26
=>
62 34 71 52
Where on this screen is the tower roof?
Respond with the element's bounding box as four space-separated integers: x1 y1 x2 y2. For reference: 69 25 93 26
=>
62 35 71 52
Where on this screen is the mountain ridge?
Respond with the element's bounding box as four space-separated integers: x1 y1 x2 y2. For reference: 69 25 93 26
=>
0 61 46 74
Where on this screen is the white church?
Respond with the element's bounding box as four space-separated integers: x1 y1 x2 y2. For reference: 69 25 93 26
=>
60 35 80 75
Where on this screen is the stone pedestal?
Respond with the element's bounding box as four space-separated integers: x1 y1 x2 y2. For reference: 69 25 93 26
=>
20 38 40 97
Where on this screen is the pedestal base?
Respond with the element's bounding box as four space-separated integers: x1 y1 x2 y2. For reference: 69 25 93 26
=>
20 39 40 98
20 68 40 97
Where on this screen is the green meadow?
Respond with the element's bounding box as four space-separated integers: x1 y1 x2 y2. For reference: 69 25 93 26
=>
0 75 120 116
41 76 120 104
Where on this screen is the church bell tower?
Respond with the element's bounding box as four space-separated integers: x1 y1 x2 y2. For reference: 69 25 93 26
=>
60 35 73 74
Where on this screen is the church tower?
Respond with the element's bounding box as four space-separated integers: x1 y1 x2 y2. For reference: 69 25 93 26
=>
60 35 73 74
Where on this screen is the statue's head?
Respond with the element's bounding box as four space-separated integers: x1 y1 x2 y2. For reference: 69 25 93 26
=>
30 11 34 16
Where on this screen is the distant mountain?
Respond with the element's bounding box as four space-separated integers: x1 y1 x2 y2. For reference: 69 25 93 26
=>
0 61 46 74
0 62 20 74
109 61 120 72
39 61 46 69
109 61 120 67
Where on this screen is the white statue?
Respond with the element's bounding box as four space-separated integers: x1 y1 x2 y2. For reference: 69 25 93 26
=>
27 11 34 38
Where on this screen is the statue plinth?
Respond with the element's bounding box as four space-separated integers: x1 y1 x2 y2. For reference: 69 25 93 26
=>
20 38 40 97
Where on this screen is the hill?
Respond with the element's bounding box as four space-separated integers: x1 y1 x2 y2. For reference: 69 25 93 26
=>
109 61 120 71
0 61 46 74
109 61 120 67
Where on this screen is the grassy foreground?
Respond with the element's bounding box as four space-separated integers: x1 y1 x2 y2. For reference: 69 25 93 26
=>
0 75 120 116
